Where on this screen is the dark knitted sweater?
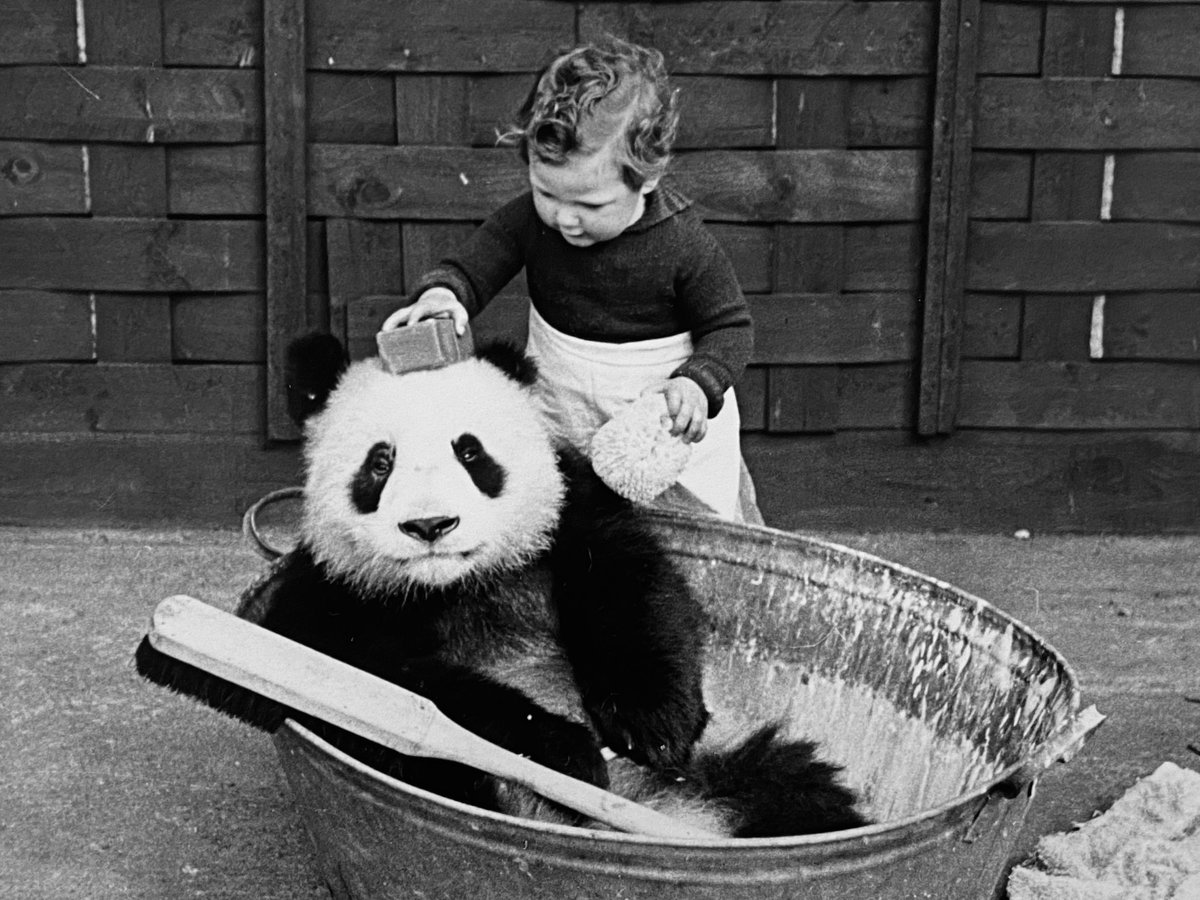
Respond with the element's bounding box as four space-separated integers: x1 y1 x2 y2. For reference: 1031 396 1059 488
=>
413 182 753 416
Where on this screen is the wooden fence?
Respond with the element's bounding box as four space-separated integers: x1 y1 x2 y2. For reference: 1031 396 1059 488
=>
1 0 1197 531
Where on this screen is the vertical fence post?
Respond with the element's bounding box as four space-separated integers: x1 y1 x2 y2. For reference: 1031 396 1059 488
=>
918 0 981 435
263 0 308 441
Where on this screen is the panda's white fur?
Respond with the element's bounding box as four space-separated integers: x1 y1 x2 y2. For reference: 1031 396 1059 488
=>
302 356 565 595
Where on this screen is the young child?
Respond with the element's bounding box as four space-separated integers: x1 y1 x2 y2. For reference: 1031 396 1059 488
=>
383 37 761 524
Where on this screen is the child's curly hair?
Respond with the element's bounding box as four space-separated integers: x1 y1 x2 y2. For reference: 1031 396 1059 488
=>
499 37 680 191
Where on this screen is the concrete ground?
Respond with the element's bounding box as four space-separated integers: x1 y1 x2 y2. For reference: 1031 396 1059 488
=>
1 524 1197 899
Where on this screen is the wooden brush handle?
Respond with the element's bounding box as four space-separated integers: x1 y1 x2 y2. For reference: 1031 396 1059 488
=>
148 595 718 840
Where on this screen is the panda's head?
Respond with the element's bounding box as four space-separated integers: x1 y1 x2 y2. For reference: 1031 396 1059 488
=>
287 334 564 596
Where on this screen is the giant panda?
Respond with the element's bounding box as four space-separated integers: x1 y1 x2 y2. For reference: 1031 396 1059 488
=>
137 332 867 838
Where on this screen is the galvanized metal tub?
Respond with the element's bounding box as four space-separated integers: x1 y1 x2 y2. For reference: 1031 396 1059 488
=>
270 512 1102 900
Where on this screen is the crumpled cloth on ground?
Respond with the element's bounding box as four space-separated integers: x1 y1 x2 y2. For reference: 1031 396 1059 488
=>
1008 761 1200 900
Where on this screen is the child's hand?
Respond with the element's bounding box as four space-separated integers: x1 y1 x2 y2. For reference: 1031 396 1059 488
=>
651 377 709 443
381 287 469 335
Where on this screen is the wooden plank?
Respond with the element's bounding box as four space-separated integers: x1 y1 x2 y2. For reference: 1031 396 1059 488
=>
94 294 171 362
309 0 572 72
961 292 1021 359
264 0 308 440
1021 295 1094 362
310 73 395 144
918 0 980 434
977 1 1041 75
0 363 263 434
738 366 767 432
968 222 1200 292
396 76 471 145
326 219 402 359
975 77 1200 150
846 78 931 147
581 1 935 76
1111 153 1200 222
0 143 88 215
172 293 265 363
0 218 263 292
1123 5 1200 77
1102 294 1200 361
0 0 77 64
957 360 1200 429
0 291 93 361
776 79 848 149
168 145 262 215
163 0 259 66
749 293 919 364
89 145 168 216
710 224 773 294
773 225 843 293
969 152 1031 219
0 66 260 144
740 430 1200 534
767 366 839 433
674 150 925 222
0 433 301 526
1030 153 1104 220
843 224 923 291
84 0 164 64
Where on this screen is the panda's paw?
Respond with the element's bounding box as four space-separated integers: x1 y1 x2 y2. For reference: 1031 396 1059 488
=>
514 711 610 789
591 693 709 771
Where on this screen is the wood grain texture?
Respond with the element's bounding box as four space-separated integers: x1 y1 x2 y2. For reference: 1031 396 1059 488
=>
0 143 89 215
163 0 260 67
0 218 263 292
94 293 172 362
976 77 1200 150
172 293 266 363
968 222 1200 292
84 0 164 65
750 293 919 364
0 363 263 434
957 360 1200 429
1102 294 1200 361
1122 4 1200 77
89 145 168 217
1111 153 1200 221
0 290 94 361
309 0 572 72
0 0 77 64
0 66 260 143
581 1 935 75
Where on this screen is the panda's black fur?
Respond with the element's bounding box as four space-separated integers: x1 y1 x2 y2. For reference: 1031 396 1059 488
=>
136 332 867 837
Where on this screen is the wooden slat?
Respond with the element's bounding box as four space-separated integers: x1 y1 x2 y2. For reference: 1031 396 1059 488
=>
710 224 773 294
977 1 1041 75
767 367 839 433
976 77 1200 150
162 0 260 66
1102 294 1200 361
767 363 917 433
0 218 263 292
0 363 263 434
1030 152 1104 220
773 225 843 293
843 224 924 291
918 0 980 434
168 145 262 215
172 294 265 363
845 78 931 147
309 0 572 72
0 291 93 361
1111 153 1200 221
777 79 848 148
581 1 935 75
968 222 1200 292
749 293 919 364
0 0 77 64
0 143 88 215
263 0 309 440
1123 5 1200 77
738 366 767 432
961 292 1021 359
309 73 395 143
94 294 172 362
0 66 260 143
84 0 164 64
326 219 402 359
396 76 471 144
957 361 1200 429
969 152 1032 219
89 145 168 216
1020 295 1094 362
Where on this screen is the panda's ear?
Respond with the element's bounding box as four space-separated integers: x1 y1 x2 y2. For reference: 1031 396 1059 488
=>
475 341 539 387
286 332 348 425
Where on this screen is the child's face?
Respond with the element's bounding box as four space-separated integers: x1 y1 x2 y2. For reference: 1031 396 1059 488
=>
529 149 658 248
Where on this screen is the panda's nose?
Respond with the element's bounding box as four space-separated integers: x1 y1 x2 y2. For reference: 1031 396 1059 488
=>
399 516 460 543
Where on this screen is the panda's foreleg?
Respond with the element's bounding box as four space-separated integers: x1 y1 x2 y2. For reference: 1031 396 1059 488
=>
552 513 709 772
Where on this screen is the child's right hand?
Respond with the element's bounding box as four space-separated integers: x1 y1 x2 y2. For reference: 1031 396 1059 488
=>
381 287 469 336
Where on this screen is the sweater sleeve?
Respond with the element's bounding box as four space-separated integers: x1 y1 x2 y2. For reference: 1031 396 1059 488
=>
411 193 533 316
669 224 754 418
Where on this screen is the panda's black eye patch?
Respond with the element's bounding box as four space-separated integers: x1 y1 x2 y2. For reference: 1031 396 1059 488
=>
452 433 505 498
351 441 394 513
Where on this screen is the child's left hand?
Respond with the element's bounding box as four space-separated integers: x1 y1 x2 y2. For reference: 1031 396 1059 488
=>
650 377 709 443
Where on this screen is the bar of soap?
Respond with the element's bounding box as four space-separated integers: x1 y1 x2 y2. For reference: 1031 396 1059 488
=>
376 319 474 374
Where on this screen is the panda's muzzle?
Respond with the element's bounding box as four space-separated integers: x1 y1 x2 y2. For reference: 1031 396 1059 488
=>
399 515 461 544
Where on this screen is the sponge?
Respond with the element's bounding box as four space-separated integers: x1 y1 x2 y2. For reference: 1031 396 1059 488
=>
376 319 474 375
589 393 692 504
